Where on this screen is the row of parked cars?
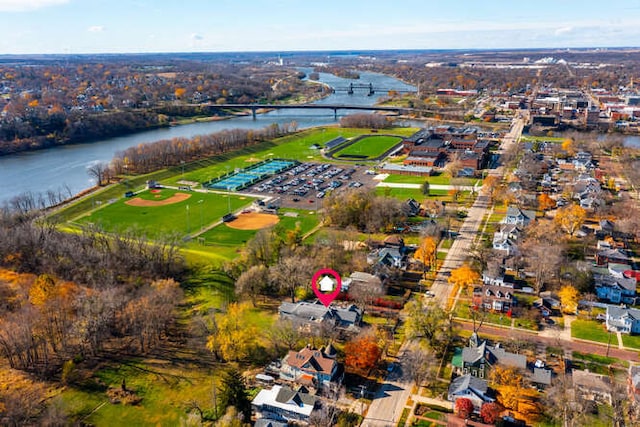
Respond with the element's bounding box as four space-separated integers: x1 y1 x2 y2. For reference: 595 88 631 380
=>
248 162 362 201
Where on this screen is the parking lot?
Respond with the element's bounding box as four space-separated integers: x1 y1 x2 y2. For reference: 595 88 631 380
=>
242 161 379 210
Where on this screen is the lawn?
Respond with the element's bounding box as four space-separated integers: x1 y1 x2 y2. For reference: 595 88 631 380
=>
571 319 617 345
520 135 565 143
621 334 640 350
334 135 403 160
62 359 218 426
74 189 251 238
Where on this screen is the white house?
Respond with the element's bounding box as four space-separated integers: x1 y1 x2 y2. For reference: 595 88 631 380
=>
503 206 536 227
252 385 318 423
605 305 640 334
447 374 495 413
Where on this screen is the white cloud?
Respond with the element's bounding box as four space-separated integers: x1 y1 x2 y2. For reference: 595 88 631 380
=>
88 25 105 33
190 33 204 41
554 26 574 36
0 0 68 12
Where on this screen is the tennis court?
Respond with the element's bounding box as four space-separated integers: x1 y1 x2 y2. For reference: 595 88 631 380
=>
206 159 297 191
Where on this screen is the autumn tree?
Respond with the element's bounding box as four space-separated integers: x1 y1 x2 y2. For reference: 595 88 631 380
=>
269 255 314 302
554 204 587 236
235 265 269 306
455 398 474 419
405 300 454 354
538 193 556 212
344 334 382 373
448 263 480 290
561 138 575 156
206 303 257 362
480 402 504 424
87 161 110 186
558 285 579 314
414 236 437 277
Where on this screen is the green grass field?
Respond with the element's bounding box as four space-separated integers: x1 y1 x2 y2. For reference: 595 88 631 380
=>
75 189 251 238
183 208 321 263
334 135 403 159
621 334 640 350
520 135 565 143
571 319 616 345
162 127 417 187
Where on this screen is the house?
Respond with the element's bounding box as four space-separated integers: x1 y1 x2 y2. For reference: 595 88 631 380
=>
368 248 406 270
252 385 318 423
482 269 516 288
457 337 526 379
345 271 385 294
279 301 362 332
596 248 632 266
572 369 612 404
605 305 640 334
531 367 553 390
628 365 640 404
594 273 637 304
447 374 495 413
280 345 343 389
535 294 562 317
492 234 518 256
472 285 516 313
503 206 536 227
405 199 421 216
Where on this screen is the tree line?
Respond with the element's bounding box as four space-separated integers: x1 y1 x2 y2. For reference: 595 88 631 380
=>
111 121 298 174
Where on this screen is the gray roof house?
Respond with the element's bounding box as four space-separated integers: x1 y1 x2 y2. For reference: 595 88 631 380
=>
447 374 495 413
252 385 318 423
606 305 640 334
594 273 637 304
458 339 526 379
503 206 536 226
279 301 362 332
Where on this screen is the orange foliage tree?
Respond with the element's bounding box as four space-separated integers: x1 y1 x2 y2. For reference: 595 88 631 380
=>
455 397 474 419
558 285 579 314
538 193 556 212
344 335 382 373
448 263 480 290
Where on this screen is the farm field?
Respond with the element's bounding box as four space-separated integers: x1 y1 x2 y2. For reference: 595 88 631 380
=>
333 135 403 160
74 188 251 238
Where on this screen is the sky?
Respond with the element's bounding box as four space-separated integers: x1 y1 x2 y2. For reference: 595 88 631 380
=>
1 0 640 54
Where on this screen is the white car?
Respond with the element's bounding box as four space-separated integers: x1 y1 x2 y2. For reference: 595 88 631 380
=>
425 290 436 298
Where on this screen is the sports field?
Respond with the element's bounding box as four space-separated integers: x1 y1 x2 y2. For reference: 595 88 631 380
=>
334 135 403 160
75 189 251 238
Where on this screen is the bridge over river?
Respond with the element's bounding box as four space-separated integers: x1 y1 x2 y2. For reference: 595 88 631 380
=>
198 103 412 119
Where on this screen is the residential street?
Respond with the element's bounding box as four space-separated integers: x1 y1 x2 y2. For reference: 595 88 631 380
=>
362 116 526 426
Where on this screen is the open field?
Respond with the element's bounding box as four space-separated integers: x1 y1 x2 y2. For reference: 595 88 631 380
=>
333 135 403 159
74 188 251 238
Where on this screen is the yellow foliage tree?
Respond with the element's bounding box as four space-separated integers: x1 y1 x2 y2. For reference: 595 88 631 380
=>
561 138 575 156
554 204 587 236
448 263 480 290
207 302 257 362
558 285 579 314
28 274 56 306
414 236 437 276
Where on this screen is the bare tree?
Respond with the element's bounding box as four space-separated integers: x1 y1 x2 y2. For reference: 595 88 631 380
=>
87 161 110 186
269 255 314 302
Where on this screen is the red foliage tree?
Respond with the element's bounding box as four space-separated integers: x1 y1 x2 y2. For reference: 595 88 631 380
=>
344 335 382 373
480 401 503 424
455 397 474 419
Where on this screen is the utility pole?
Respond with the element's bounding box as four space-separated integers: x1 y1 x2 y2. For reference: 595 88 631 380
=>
198 199 204 231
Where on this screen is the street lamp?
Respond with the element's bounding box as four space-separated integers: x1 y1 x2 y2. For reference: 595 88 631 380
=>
227 186 232 213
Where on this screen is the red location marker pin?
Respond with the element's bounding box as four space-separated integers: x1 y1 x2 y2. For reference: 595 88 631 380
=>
311 268 342 307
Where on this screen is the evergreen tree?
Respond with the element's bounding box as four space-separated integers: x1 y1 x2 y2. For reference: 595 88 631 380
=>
218 368 251 422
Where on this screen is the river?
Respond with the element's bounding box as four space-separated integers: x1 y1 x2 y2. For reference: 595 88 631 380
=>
0 69 415 205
